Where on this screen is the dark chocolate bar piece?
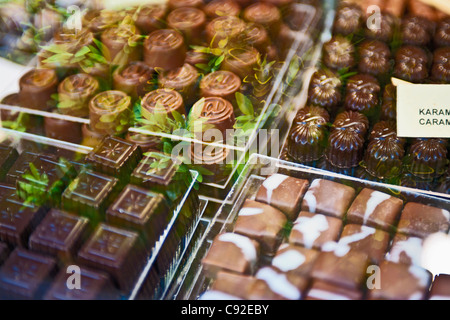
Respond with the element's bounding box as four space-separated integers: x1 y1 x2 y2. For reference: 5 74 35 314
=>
0 145 18 181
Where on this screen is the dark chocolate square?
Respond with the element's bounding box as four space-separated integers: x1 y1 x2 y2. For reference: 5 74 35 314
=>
0 248 56 299
0 242 9 266
5 151 54 184
255 174 309 221
272 243 319 277
0 145 18 181
85 135 142 180
306 279 364 300
29 209 89 264
78 223 146 293
62 170 119 223
385 233 423 266
44 265 118 300
429 274 450 300
106 184 169 249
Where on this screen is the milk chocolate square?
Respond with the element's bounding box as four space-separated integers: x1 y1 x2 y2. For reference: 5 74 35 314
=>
385 233 423 266
429 274 450 300
306 279 364 300
397 203 450 238
272 244 319 277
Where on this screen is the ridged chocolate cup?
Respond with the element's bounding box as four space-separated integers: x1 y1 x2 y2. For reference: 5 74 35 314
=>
369 120 406 147
344 74 380 116
44 113 83 144
200 70 241 102
221 46 260 79
141 88 186 121
332 111 369 137
113 61 154 100
409 139 448 179
364 137 405 180
332 3 363 36
144 29 186 71
19 68 58 111
204 0 241 19
322 36 356 71
167 7 206 45
100 25 142 65
434 17 450 48
89 90 132 136
380 84 396 121
158 63 199 107
307 69 342 111
400 15 436 47
325 128 365 168
242 2 281 37
205 16 246 48
364 13 397 43
431 47 450 83
58 73 100 117
135 4 167 34
358 40 391 77
394 45 429 83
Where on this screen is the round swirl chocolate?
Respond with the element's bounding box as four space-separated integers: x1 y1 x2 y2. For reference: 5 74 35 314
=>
242 2 281 37
239 22 270 53
365 13 397 43
185 50 210 67
167 7 206 45
332 3 363 36
101 24 142 65
307 69 342 111
322 36 356 71
205 16 246 48
393 45 429 83
431 47 450 83
190 97 236 142
363 136 405 180
135 4 167 34
200 70 241 102
158 63 199 105
332 111 369 137
51 28 95 61
400 15 435 47
204 0 240 19
434 17 450 48
358 40 391 76
58 73 100 117
19 68 58 111
82 10 125 35
89 90 132 135
325 128 365 168
221 47 260 79
409 138 448 178
141 88 186 120
113 61 154 100
144 29 186 71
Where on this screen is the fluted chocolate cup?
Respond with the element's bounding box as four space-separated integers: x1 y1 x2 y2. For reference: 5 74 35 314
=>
332 2 363 36
322 35 356 71
19 68 58 111
221 46 260 79
205 16 246 48
158 63 199 107
307 69 342 112
393 45 429 83
431 47 450 83
58 73 100 117
89 90 132 136
199 70 241 102
141 88 186 123
409 139 448 179
203 0 241 19
44 112 83 144
144 29 186 71
325 128 365 169
113 61 154 100
242 2 281 37
101 24 142 66
363 137 405 180
332 110 369 137
135 4 167 34
167 7 206 45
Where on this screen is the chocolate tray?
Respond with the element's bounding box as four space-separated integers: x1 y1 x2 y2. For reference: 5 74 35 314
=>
168 154 450 300
0 131 203 300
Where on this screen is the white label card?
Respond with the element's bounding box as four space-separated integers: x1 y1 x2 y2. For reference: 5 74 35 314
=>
396 83 450 138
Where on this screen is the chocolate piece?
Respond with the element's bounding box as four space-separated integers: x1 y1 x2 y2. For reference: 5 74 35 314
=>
199 70 241 103
368 120 405 146
135 4 167 34
143 29 186 71
306 279 364 300
431 47 450 82
332 3 363 36
44 113 83 144
397 202 450 238
201 232 260 277
168 0 204 10
1 93 23 126
0 242 8 265
367 260 432 300
394 45 429 83
322 36 356 71
82 10 125 36
0 248 56 299
233 199 287 255
81 124 106 148
28 209 89 264
365 13 397 43
85 135 142 181
167 7 206 45
125 132 162 153
307 69 342 111
409 138 448 178
325 128 365 168
189 97 235 142
385 233 424 266
158 63 199 106
344 74 380 116
0 145 18 181
100 24 142 65
89 90 132 136
189 144 231 183
106 184 169 247
429 274 450 300
358 40 391 77
141 88 186 121
380 84 397 121
363 137 405 180
346 188 404 231
289 211 342 250
221 47 260 79
242 2 281 37
57 73 100 117
62 170 119 223
204 0 240 19
18 68 58 111
205 16 246 48
332 111 369 137
207 271 255 299
5 151 54 184
301 179 356 219
78 223 145 292
113 61 154 100
185 49 210 68
44 266 118 300
33 8 62 42
434 17 450 48
400 15 435 47
272 243 319 276
255 173 309 220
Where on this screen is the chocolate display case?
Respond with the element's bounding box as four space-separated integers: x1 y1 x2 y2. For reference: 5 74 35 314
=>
0 133 206 300
168 154 450 300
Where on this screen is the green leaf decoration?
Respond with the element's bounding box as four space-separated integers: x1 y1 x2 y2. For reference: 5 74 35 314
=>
235 92 254 116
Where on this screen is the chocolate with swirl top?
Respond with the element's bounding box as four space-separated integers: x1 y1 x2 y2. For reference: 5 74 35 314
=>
100 24 142 65
135 4 167 34
431 47 450 83
205 16 246 48
19 68 58 111
434 17 450 48
89 90 132 136
239 22 270 54
325 128 365 168
113 61 153 100
322 36 356 71
58 73 100 117
141 88 186 121
307 69 342 112
242 2 281 37
393 45 429 83
158 63 199 106
200 70 241 102
332 3 363 36
190 144 231 183
167 7 206 45
144 29 186 71
204 0 241 19
332 111 369 137
221 47 260 79
358 40 391 77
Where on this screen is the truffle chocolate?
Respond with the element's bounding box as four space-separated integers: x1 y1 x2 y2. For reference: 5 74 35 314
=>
289 211 342 250
201 232 260 277
307 69 342 112
306 279 364 300
271 243 319 277
255 173 309 221
134 4 167 34
367 260 432 300
393 45 429 83
434 17 450 48
397 202 450 239
338 224 390 264
167 7 206 45
78 223 146 292
0 248 56 299
0 145 18 181
18 68 58 111
221 47 260 79
199 70 241 103
28 209 89 264
429 274 450 300
385 233 424 266
57 73 99 117
325 128 365 169
85 135 142 182
346 188 404 231
158 63 199 106
322 36 356 71
44 113 83 144
205 15 246 48
301 179 356 219
204 0 241 19
242 2 281 37
431 47 450 83
141 88 186 120
233 199 287 255
332 3 363 36
409 138 448 178
44 266 118 300
143 29 186 71
112 61 154 100
100 24 142 65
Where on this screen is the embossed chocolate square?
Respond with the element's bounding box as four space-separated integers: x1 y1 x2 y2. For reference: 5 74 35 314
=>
397 203 450 238
5 151 44 184
301 179 356 219
233 199 287 255
272 243 320 277
346 188 404 231
78 223 146 293
255 173 309 221
0 248 56 299
0 144 18 181
62 170 119 223
44 265 118 300
85 135 142 180
29 209 89 264
106 184 169 248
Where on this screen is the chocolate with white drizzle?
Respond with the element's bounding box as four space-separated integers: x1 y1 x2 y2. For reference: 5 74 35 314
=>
385 233 424 266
